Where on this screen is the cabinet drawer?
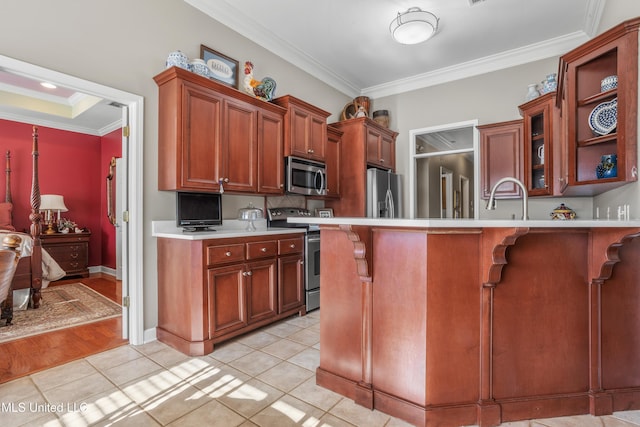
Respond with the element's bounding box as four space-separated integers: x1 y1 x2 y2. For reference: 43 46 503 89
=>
278 237 303 255
246 240 277 260
207 244 245 265
45 244 87 261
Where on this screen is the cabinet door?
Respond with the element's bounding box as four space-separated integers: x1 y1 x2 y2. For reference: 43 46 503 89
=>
246 259 278 324
257 109 284 194
308 113 327 161
366 127 382 166
207 264 246 338
520 94 554 196
290 105 311 158
278 254 304 313
366 126 394 170
325 127 341 198
479 120 524 199
181 82 223 191
221 99 257 192
288 104 327 161
379 132 396 170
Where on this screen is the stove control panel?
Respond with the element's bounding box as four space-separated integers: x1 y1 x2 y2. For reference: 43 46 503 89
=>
267 207 313 221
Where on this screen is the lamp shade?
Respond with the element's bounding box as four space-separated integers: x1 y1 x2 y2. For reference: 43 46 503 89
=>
390 7 439 45
40 194 68 212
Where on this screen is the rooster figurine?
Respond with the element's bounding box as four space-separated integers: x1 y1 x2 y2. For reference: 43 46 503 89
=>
243 61 277 101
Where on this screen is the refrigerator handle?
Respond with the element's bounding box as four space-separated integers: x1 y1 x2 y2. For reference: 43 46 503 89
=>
386 188 395 218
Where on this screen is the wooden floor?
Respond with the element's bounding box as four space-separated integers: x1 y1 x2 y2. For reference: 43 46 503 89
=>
0 274 127 384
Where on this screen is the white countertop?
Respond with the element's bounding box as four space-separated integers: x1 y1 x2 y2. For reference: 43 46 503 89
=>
152 220 306 240
288 217 640 228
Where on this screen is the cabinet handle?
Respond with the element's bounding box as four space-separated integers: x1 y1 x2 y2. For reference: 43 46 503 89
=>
70 253 79 259
243 271 252 276
225 251 232 257
380 158 385 163
261 247 267 252
218 177 229 183
290 244 296 249
307 149 314 154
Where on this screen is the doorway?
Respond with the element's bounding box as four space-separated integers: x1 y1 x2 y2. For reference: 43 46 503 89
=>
0 55 144 344
409 120 479 219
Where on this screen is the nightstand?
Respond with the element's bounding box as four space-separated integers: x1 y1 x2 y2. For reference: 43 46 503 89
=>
40 232 91 278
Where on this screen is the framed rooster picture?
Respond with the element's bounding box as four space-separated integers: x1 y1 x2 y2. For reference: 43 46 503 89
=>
200 45 239 88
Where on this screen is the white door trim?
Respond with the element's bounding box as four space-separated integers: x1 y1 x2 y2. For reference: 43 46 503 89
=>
0 54 145 345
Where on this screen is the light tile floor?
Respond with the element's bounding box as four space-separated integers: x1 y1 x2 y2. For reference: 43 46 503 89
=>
2 310 640 426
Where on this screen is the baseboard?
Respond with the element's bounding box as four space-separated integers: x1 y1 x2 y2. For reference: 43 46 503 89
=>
143 327 158 344
89 265 116 276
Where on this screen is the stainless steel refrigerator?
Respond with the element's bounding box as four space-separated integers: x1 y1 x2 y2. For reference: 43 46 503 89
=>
367 168 403 218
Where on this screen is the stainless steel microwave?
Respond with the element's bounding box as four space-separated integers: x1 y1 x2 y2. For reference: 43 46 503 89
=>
285 156 327 196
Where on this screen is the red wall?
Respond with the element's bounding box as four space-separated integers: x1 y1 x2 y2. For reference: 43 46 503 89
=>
0 119 121 269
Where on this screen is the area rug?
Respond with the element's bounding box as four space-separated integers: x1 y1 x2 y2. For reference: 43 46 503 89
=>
0 283 121 343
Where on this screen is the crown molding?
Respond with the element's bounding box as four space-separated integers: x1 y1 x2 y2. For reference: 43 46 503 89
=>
362 31 590 99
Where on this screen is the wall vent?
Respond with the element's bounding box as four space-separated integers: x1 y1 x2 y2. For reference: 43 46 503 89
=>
468 0 486 5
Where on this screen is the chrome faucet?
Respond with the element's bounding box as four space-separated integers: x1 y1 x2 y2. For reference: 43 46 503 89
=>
486 177 528 221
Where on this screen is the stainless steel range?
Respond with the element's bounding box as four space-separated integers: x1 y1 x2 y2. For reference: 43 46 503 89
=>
267 207 320 311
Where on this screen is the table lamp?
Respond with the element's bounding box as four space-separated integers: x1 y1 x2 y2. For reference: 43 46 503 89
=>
40 194 68 234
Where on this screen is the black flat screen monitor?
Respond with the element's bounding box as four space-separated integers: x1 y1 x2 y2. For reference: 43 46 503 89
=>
176 192 222 231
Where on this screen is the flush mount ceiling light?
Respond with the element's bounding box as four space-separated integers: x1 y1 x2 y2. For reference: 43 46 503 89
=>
390 7 439 45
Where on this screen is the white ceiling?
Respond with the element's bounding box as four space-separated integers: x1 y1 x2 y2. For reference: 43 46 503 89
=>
186 0 604 98
0 0 605 134
0 67 123 136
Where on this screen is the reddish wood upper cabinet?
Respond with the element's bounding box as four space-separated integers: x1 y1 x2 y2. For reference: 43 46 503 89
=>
366 123 396 170
325 118 398 216
518 93 565 196
154 67 286 194
478 120 524 199
257 109 285 193
325 125 343 199
557 17 639 195
273 95 330 162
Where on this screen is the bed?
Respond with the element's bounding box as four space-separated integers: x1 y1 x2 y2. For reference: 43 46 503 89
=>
1 127 65 316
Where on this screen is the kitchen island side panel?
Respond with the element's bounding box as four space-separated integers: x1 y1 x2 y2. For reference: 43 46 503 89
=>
492 231 591 421
318 227 364 387
371 229 481 407
602 236 640 394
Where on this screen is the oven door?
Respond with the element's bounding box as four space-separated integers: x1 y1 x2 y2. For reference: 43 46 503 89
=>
286 157 326 196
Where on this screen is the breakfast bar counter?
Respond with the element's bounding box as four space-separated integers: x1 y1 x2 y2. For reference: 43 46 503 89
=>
292 218 640 427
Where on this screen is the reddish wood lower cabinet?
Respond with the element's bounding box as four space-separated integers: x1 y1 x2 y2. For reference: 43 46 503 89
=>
157 233 305 356
317 224 640 427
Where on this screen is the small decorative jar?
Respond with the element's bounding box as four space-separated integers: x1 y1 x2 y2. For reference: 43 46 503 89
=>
550 203 576 220
525 83 540 101
166 50 189 70
540 73 557 94
372 110 390 127
190 59 210 77
596 154 617 179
